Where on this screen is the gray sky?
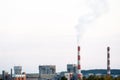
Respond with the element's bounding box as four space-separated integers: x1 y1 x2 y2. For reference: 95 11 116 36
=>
0 0 120 73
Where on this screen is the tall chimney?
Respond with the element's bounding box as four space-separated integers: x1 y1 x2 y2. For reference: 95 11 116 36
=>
107 46 110 77
77 46 82 80
2 70 5 80
11 68 12 79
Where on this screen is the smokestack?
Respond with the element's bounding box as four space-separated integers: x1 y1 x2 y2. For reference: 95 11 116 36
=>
77 46 82 80
2 70 5 80
11 68 12 79
107 46 110 76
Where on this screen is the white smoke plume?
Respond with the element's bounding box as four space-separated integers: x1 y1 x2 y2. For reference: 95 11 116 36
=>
76 0 108 44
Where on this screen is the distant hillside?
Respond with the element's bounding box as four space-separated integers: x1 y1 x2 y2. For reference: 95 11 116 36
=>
82 69 120 75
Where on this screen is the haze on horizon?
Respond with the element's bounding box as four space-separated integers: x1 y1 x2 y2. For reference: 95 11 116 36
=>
0 0 120 74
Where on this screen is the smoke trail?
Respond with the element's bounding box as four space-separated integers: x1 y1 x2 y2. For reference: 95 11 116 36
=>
76 0 108 44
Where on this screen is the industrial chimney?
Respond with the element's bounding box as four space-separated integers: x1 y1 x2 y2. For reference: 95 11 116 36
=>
11 68 12 79
77 46 82 80
107 46 110 77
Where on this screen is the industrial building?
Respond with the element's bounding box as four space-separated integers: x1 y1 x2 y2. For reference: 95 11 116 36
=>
2 71 12 80
1 66 26 80
14 66 22 74
39 65 56 74
38 65 56 80
12 66 26 80
67 64 77 73
56 64 78 80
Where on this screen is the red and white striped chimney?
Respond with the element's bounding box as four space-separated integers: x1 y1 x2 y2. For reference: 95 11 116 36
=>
77 46 82 80
107 46 110 76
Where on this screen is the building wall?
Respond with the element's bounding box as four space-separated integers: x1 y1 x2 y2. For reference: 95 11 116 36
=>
14 66 22 74
39 65 56 74
13 76 26 80
39 65 56 80
67 64 77 73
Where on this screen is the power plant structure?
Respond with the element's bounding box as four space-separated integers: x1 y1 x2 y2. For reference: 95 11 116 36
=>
77 46 82 80
38 65 56 80
67 64 77 73
14 66 22 74
13 66 26 80
1 66 26 80
107 46 111 78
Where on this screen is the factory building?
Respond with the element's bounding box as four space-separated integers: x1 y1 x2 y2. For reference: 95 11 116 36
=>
67 64 77 73
38 65 56 80
54 64 78 80
14 66 22 74
12 66 26 80
66 64 78 80
2 71 12 80
39 65 56 74
1 66 26 80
